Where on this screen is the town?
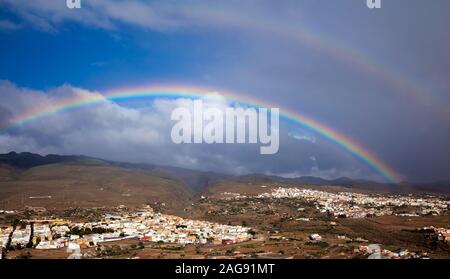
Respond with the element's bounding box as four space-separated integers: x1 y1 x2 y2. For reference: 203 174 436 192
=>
0 206 252 259
1 186 450 259
255 187 450 219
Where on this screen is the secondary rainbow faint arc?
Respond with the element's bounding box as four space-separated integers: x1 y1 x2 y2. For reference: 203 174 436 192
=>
195 9 450 120
2 85 403 184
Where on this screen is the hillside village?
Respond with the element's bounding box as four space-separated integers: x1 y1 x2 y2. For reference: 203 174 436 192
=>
255 187 450 218
0 206 252 259
1 186 450 259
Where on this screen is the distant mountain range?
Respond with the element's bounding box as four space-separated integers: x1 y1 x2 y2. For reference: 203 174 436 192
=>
0 151 223 190
0 151 98 169
0 151 449 196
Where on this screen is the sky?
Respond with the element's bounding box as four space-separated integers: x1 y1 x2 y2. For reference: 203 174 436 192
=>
0 0 449 183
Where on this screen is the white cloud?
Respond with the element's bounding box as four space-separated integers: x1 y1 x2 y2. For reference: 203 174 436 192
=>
288 132 316 143
0 0 299 34
0 80 381 180
0 80 168 160
0 0 189 32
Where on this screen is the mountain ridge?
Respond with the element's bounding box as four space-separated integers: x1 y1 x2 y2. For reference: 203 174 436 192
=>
0 151 449 195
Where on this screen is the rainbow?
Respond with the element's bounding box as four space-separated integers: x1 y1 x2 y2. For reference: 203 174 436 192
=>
1 84 403 184
195 9 450 120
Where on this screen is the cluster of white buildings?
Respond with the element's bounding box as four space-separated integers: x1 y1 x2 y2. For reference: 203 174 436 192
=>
358 244 428 259
0 210 16 214
256 187 450 218
89 207 252 245
4 206 253 254
220 192 249 200
0 226 13 252
11 225 32 247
